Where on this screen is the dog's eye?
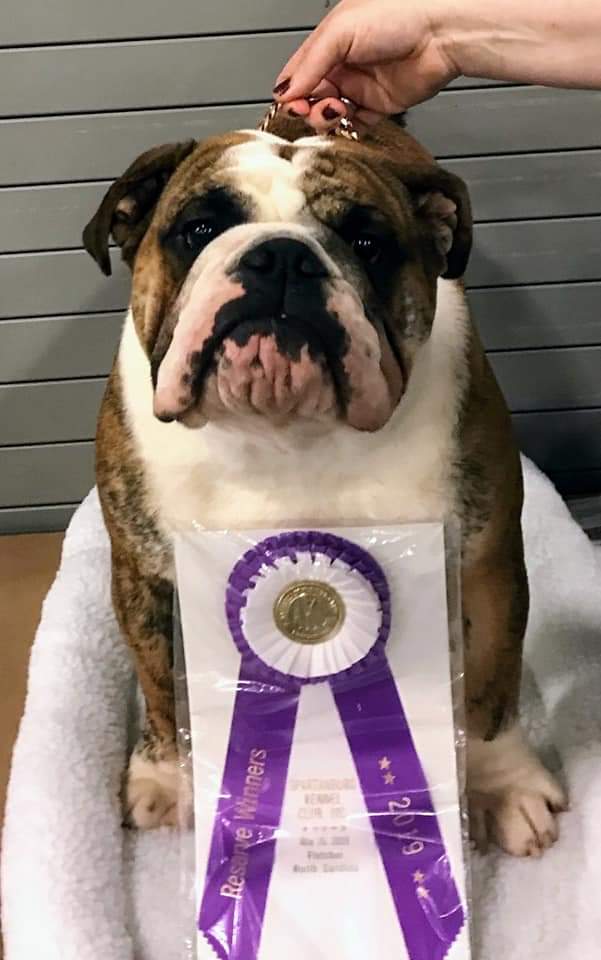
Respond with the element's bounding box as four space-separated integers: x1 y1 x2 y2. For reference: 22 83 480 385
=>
182 219 217 252
351 234 382 265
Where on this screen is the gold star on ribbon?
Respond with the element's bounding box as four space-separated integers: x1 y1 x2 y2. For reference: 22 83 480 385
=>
379 757 391 771
416 886 430 900
383 772 396 785
413 870 425 884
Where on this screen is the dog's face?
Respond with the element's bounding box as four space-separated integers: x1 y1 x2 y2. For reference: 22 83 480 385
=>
84 118 471 433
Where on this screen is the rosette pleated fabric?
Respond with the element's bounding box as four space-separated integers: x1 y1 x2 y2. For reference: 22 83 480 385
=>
175 527 470 960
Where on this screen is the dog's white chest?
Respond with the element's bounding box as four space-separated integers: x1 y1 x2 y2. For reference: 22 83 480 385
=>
120 280 469 534
145 432 453 532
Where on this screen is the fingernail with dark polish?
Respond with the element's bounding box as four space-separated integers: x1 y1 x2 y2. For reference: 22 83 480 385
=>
273 77 291 95
323 106 341 121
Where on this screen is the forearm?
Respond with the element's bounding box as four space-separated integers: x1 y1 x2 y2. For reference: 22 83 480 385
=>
433 0 601 88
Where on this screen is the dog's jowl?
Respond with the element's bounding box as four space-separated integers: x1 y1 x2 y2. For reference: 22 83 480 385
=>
83 115 566 854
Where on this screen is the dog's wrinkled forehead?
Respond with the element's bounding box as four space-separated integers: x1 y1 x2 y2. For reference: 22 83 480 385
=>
211 130 332 221
156 128 400 233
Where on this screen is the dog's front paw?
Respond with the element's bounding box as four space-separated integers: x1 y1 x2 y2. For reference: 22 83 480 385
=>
124 749 191 830
468 727 568 857
470 780 567 857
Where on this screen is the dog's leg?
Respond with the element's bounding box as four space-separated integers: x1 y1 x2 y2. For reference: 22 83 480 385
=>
463 544 567 856
112 557 185 829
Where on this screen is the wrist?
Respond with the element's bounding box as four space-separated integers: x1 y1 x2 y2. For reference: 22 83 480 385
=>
428 0 536 82
429 0 576 85
424 0 601 89
427 0 469 81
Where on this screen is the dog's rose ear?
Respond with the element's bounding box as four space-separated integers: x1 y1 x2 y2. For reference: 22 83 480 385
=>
401 166 473 279
82 140 196 276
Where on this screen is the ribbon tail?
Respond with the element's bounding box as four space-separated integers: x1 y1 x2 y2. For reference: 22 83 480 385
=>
332 661 465 960
198 659 300 959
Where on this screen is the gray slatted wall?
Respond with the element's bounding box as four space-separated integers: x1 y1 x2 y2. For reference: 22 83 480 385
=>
1 3 600 533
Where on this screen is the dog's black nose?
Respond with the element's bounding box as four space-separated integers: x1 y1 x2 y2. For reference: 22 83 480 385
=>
239 238 328 285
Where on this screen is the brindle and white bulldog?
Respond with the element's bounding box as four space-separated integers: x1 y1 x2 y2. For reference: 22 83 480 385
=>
83 114 566 855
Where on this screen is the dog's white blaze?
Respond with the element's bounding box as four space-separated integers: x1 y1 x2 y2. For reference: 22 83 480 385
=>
238 129 288 146
119 279 469 534
237 130 332 150
219 135 329 223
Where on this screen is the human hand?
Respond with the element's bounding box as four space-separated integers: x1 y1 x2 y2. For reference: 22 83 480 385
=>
274 0 601 132
273 0 458 131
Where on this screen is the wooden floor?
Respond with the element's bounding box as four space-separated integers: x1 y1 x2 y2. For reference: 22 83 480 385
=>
0 533 63 852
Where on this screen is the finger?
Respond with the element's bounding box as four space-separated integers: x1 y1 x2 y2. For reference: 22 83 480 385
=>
306 78 341 100
282 99 311 118
355 107 384 127
273 30 320 88
282 77 341 119
327 64 396 114
274 20 352 103
306 97 349 134
273 13 341 89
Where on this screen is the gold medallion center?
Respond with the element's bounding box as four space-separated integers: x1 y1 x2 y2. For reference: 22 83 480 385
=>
273 580 345 645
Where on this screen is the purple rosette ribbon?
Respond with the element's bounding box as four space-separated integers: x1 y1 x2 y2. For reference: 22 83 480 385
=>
197 531 464 959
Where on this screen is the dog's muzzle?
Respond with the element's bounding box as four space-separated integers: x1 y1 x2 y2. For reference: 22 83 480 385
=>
153 233 403 431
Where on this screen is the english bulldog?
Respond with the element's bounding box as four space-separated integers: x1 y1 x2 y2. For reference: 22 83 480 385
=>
83 113 566 855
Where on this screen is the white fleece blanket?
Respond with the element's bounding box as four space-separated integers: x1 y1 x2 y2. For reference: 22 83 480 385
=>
2 458 601 960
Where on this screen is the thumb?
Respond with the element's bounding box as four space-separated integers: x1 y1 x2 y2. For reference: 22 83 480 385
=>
274 22 353 101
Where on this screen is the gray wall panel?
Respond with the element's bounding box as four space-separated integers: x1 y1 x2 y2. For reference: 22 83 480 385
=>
5 151 601 253
513 409 601 470
0 442 95 507
467 218 601 288
0 105 265 186
469 283 601 351
0 182 107 253
0 43 584 127
0 249 130 318
0 34 498 120
0 379 106 445
0 503 77 535
490 347 601 412
2 87 599 187
411 88 601 158
0 313 123 382
2 1 325 45
446 152 601 222
0 33 308 118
